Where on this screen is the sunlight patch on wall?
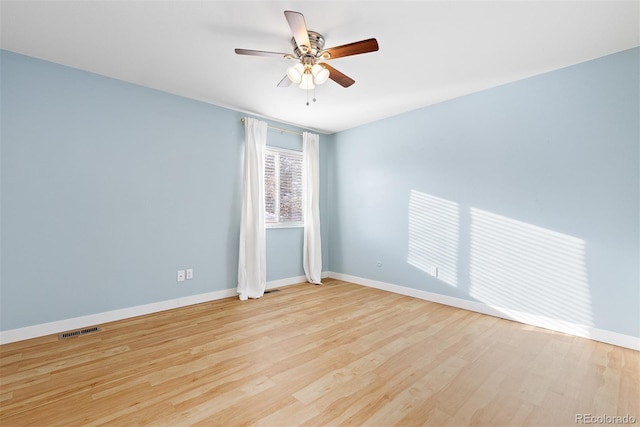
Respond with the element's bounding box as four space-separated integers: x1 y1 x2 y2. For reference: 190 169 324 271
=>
469 208 593 334
407 191 459 287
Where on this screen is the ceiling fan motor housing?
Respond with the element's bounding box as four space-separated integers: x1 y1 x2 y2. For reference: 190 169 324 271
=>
291 31 326 59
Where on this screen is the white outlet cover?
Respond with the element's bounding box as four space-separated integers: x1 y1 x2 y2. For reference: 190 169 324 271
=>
177 270 186 282
186 269 193 280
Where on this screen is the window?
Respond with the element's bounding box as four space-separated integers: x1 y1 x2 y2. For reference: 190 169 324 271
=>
265 146 304 227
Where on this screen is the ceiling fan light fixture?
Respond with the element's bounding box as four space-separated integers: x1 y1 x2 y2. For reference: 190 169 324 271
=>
286 63 304 84
299 71 315 90
311 64 330 85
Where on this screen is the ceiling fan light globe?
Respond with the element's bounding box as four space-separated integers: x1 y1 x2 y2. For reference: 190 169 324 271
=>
299 72 315 90
312 64 330 85
286 63 304 84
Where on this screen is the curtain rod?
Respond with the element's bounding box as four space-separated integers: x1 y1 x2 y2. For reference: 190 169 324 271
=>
240 118 303 136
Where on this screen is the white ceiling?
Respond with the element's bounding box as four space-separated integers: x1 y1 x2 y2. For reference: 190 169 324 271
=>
1 1 638 134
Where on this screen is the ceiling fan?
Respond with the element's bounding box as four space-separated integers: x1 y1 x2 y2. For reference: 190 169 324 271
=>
235 10 379 93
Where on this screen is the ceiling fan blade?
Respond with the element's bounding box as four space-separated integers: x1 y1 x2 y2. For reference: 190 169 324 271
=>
284 10 311 52
277 75 292 87
322 64 355 88
235 48 290 58
323 38 379 60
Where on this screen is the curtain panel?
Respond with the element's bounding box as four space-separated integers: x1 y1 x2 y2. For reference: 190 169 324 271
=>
303 132 322 284
237 118 267 300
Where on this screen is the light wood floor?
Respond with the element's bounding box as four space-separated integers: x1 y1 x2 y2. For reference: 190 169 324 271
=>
1 278 638 426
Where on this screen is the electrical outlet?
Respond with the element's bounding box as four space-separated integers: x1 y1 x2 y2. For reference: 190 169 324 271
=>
431 266 439 278
177 270 186 282
186 269 193 280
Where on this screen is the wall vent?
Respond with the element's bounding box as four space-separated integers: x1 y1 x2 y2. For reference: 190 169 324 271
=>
58 326 101 340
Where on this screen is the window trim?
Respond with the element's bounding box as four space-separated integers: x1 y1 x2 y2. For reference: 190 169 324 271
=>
264 145 304 229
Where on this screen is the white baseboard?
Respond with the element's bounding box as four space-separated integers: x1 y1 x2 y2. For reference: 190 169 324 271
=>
0 288 238 345
266 271 329 289
0 273 331 345
266 275 306 289
327 272 640 351
8 270 634 350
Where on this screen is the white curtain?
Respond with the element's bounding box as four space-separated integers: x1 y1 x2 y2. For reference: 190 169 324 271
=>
303 132 322 284
237 118 267 300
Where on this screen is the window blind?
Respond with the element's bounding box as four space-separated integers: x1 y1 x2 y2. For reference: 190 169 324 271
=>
265 146 304 227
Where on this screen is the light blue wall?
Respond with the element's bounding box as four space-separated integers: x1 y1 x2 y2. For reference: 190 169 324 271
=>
328 48 639 338
0 50 324 331
2 47 637 339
